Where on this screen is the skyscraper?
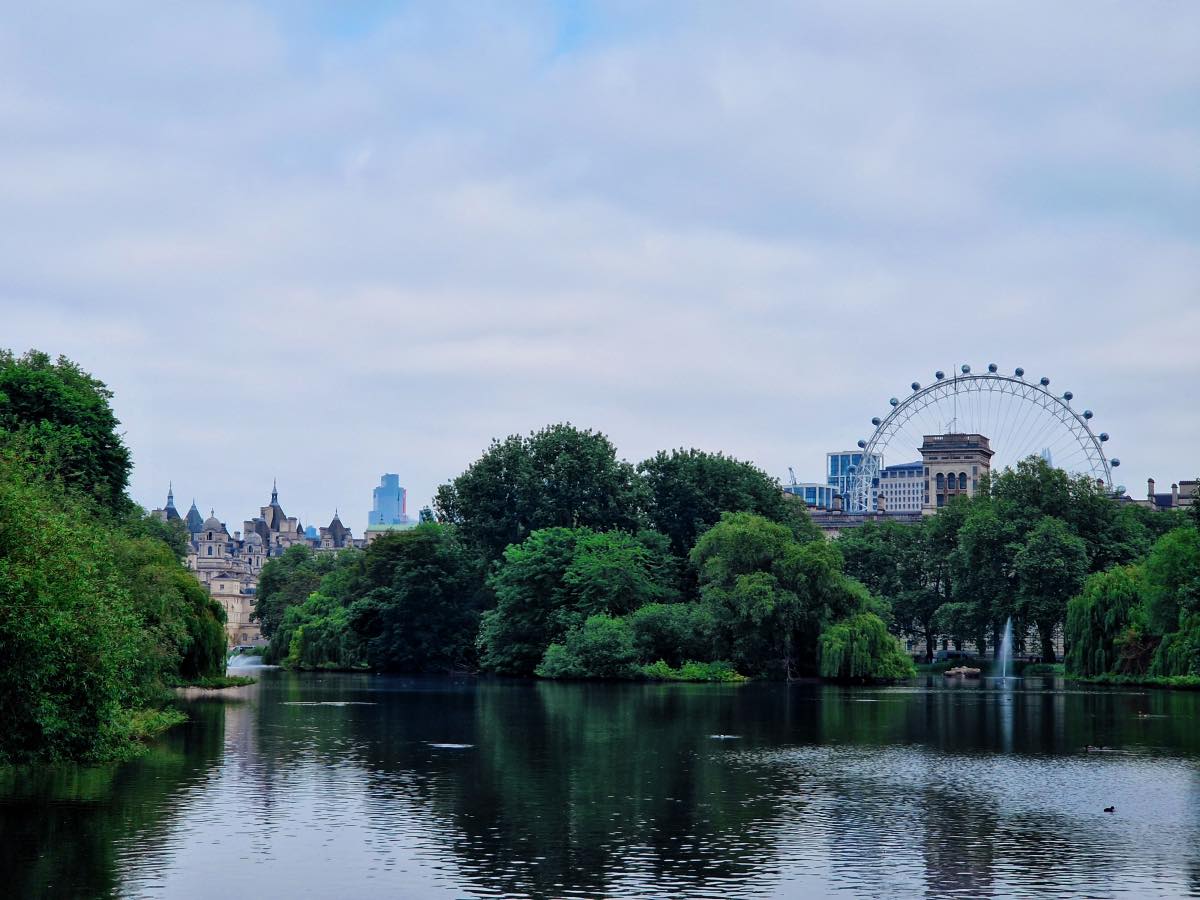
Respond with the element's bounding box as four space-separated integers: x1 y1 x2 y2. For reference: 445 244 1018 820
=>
369 473 409 526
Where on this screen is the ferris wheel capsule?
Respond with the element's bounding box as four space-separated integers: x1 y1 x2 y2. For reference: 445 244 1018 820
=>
1015 367 1024 377
988 363 998 373
1063 391 1073 402
871 416 881 426
961 364 971 374
1040 377 1050 387
889 397 899 407
857 439 866 449
1111 458 1121 467
911 382 920 391
1099 433 1109 442
1083 409 1093 419
935 370 945 380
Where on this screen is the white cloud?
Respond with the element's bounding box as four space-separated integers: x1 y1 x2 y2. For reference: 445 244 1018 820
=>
1 1 1197 527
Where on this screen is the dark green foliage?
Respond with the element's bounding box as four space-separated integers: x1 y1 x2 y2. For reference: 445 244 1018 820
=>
0 460 144 763
1149 613 1200 678
628 602 717 668
818 613 916 682
690 512 868 678
478 527 678 675
637 448 817 556
1140 527 1200 636
1014 517 1089 661
263 550 361 667
1065 565 1145 677
0 349 132 512
112 536 227 682
255 544 342 638
535 615 640 680
435 423 644 561
639 660 747 681
347 524 486 672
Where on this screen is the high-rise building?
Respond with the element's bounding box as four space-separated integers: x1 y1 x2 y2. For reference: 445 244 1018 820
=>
369 473 410 526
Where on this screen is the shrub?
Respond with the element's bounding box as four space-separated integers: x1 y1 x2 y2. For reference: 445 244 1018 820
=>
535 615 639 680
640 660 747 682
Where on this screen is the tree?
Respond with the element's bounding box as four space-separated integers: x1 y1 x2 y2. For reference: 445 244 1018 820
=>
818 613 916 682
839 519 940 661
637 448 817 556
1065 565 1146 677
950 502 1018 654
690 512 867 678
627 602 718 668
1013 517 1088 662
435 423 643 561
347 524 487 672
536 615 640 680
1140 526 1200 636
254 544 343 638
477 527 676 675
0 349 132 512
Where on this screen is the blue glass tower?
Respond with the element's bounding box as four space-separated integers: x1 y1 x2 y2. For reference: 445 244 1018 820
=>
369 474 410 526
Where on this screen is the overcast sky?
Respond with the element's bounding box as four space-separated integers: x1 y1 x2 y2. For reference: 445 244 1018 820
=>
2 1 1198 531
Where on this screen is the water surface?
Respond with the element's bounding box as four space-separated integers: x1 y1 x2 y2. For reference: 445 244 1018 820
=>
4 671 1200 898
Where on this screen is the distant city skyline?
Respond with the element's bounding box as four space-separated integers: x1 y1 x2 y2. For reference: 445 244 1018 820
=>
2 3 1196 522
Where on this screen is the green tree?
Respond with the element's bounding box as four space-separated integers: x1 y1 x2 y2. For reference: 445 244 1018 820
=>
818 613 916 682
0 349 132 512
627 602 717 668
637 448 817 556
1065 565 1145 677
347 524 487 672
1140 527 1200 636
1013 517 1088 662
435 423 643 561
536 615 640 680
254 544 342 638
690 512 866 678
477 527 676 675
951 501 1018 654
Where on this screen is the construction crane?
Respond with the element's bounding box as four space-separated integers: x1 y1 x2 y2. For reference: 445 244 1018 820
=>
787 467 798 486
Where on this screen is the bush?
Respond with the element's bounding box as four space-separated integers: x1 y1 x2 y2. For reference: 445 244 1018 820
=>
640 660 747 682
628 602 717 667
535 615 639 680
818 613 916 682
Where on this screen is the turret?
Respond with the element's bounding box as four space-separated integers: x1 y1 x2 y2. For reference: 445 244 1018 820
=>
1173 483 1180 507
1148 478 1156 501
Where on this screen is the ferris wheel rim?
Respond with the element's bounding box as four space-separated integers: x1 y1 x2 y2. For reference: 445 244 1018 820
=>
847 368 1113 512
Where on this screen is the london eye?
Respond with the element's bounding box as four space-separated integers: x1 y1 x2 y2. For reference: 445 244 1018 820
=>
847 364 1118 513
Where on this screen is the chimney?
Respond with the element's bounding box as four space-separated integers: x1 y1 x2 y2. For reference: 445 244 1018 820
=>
877 492 887 514
1172 483 1180 507
1148 477 1156 501
833 493 844 514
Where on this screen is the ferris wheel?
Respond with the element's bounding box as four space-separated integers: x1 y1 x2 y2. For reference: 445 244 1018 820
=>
847 364 1119 513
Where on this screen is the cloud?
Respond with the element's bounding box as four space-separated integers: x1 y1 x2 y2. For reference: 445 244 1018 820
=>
0 1 1197 527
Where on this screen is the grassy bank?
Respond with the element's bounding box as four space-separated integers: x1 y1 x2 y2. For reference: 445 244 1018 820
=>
178 675 257 690
1069 673 1200 690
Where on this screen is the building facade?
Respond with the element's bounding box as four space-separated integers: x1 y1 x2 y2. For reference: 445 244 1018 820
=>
919 433 993 513
879 461 924 514
826 450 881 499
369 473 411 526
153 483 362 646
783 481 836 510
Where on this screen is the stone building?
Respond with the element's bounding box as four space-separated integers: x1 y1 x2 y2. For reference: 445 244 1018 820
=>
153 482 362 646
919 433 993 513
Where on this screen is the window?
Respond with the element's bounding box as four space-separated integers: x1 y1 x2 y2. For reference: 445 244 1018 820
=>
959 472 967 490
936 473 945 489
207 546 213 556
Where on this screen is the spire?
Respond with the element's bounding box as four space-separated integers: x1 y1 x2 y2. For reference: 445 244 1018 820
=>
166 481 175 508
271 478 279 505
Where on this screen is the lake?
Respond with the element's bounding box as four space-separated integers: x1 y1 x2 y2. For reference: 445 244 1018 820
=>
3 669 1200 899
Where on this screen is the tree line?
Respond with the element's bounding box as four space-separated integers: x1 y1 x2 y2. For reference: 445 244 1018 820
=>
0 350 227 764
256 425 913 682
836 456 1200 674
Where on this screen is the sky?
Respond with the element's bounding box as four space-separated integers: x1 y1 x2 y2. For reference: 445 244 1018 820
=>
2 1 1198 532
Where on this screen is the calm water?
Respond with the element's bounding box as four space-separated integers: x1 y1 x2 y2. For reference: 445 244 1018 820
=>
4 671 1200 899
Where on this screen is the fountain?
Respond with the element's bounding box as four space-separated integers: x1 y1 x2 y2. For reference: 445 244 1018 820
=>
997 617 1014 681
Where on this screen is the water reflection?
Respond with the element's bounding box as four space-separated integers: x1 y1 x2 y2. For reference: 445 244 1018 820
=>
3 674 1200 898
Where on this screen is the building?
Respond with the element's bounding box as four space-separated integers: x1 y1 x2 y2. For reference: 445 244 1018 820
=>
1139 478 1198 512
826 450 881 500
153 482 363 646
879 461 924 514
783 481 836 510
919 433 993 513
369 473 411 526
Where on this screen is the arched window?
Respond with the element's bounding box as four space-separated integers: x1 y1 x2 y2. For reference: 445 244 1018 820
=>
207 546 213 556
959 472 967 490
936 473 945 490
